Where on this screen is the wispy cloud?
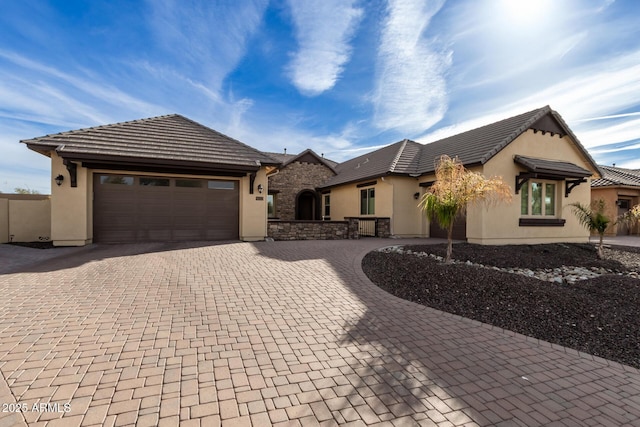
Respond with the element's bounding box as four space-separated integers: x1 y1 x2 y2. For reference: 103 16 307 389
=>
419 48 640 149
222 112 362 163
577 118 640 149
505 53 640 125
575 111 640 122
0 56 152 128
146 0 269 92
286 0 363 96
372 0 451 134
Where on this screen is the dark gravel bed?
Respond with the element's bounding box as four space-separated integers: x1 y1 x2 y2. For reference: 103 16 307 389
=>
362 243 640 369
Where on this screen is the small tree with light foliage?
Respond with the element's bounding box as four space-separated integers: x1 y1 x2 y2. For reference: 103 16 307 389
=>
419 155 513 263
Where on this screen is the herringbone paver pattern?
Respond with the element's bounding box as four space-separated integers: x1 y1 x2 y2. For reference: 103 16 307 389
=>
1 239 639 426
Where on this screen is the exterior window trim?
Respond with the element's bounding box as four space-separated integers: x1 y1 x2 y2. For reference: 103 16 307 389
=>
323 194 331 218
267 193 277 218
360 187 375 215
520 179 557 217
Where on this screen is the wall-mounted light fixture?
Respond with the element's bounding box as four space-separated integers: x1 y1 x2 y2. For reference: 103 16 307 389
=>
257 184 264 194
413 192 420 200
55 174 65 186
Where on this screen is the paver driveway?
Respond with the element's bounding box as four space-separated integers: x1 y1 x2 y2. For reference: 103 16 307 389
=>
1 239 639 426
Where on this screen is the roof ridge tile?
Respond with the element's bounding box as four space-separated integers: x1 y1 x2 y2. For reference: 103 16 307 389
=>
389 139 408 173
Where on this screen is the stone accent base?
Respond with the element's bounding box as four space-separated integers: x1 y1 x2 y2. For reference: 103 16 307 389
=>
267 218 391 240
268 220 351 240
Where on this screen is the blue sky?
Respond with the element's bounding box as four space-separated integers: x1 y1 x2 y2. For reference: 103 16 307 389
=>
1 0 639 194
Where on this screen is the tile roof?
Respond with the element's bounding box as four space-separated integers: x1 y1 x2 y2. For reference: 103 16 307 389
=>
22 114 279 170
321 106 599 188
592 165 640 188
321 140 424 188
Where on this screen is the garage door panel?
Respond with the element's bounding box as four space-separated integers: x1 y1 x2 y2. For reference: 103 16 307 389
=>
99 230 137 243
138 229 172 241
94 175 239 243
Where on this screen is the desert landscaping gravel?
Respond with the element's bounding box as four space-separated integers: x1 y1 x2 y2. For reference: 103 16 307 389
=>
362 243 640 369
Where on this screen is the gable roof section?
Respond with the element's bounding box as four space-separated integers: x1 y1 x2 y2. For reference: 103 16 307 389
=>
321 106 600 188
416 106 597 172
22 114 279 174
321 139 424 188
268 149 338 171
592 165 640 188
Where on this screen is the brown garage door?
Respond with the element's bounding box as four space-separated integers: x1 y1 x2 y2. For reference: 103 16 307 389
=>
429 214 467 241
94 174 239 243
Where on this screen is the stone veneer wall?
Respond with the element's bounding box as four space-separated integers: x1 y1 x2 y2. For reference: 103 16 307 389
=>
376 218 391 238
268 161 335 220
267 218 390 240
268 220 351 240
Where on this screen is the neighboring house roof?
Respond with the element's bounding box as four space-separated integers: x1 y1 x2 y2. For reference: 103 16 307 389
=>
321 106 600 188
266 149 338 171
592 165 640 188
22 114 279 174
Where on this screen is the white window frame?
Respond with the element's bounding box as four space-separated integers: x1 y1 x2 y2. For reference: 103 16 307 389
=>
521 180 557 217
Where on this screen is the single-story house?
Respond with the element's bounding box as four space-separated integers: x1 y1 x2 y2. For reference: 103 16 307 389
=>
22 114 279 246
21 105 600 246
591 165 640 236
318 105 601 244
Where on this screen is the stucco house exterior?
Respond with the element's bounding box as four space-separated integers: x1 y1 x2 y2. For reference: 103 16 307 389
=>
18 105 601 246
318 106 601 244
591 165 640 236
22 115 279 246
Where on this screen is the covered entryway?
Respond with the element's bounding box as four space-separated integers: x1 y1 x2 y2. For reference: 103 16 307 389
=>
429 215 467 240
296 190 317 220
94 174 239 243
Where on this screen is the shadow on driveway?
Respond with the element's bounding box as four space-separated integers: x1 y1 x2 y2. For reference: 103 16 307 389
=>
0 241 241 275
252 238 640 425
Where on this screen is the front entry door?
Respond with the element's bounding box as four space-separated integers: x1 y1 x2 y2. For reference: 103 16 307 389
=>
297 191 316 220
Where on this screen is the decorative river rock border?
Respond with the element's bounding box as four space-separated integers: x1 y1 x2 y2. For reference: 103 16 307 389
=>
378 246 640 284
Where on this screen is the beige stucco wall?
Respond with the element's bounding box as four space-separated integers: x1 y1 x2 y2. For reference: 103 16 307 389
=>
472 130 597 244
49 152 270 245
0 195 51 243
239 168 269 241
51 152 92 246
323 176 426 237
324 178 392 216
389 176 426 237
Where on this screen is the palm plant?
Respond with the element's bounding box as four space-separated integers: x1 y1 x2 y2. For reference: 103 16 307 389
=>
419 155 512 263
570 199 610 258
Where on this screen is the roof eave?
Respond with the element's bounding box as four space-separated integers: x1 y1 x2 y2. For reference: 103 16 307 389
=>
58 152 263 174
23 142 55 157
318 172 392 190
